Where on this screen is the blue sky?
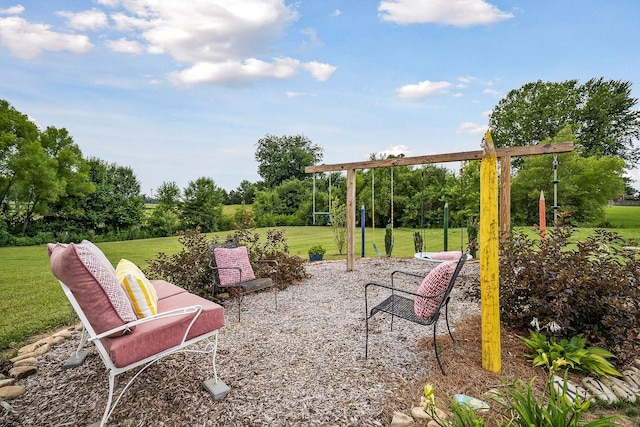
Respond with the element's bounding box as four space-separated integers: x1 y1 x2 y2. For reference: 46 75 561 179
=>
1 0 639 194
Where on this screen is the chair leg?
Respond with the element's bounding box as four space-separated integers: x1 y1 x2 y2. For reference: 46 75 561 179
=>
274 285 278 310
433 324 446 375
365 314 370 359
237 292 244 322
445 302 455 342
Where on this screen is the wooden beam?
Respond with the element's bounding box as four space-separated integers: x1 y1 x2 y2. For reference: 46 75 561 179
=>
480 130 501 374
500 156 512 242
305 142 574 173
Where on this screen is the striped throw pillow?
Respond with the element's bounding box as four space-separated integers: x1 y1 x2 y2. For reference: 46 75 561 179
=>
115 259 158 318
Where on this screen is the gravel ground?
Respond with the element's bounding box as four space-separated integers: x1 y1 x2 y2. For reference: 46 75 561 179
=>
1 257 480 426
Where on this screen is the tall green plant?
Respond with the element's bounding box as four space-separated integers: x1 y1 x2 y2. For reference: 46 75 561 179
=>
384 225 393 257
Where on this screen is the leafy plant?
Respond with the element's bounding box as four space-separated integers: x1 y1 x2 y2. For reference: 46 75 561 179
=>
384 225 393 257
489 371 620 427
431 367 621 426
145 226 309 297
500 223 640 365
144 227 213 297
231 227 309 288
330 202 347 255
308 244 326 256
413 231 424 253
520 328 621 377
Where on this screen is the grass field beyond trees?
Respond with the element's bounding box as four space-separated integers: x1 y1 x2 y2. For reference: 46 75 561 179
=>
1 206 638 355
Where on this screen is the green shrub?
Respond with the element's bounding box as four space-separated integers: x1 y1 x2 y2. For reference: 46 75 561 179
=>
229 227 309 288
144 228 213 297
144 226 309 298
520 328 621 377
499 224 640 366
489 372 620 427
384 225 393 257
308 245 326 256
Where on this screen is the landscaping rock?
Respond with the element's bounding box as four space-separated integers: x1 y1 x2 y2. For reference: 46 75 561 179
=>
0 385 26 400
9 365 37 380
10 352 36 363
53 330 72 339
33 343 50 356
0 378 15 388
390 411 413 426
12 358 37 368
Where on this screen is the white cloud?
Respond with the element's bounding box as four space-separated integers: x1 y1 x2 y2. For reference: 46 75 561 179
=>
378 144 412 158
0 5 25 15
108 0 298 64
170 57 301 85
483 88 501 97
106 37 143 54
396 80 452 99
378 0 513 26
0 16 92 60
286 91 316 97
300 27 322 48
332 9 342 17
57 8 108 31
101 0 336 85
302 61 336 81
457 122 487 135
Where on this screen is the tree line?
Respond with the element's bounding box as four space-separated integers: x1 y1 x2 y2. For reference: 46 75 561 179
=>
1 77 637 245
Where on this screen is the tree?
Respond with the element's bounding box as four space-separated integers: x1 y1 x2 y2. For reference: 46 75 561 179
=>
146 181 182 237
235 179 258 204
255 134 323 188
489 78 640 164
181 177 224 232
81 158 144 234
38 126 94 234
0 100 40 209
510 127 624 227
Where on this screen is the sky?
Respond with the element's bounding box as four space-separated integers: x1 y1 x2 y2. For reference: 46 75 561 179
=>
1 0 639 194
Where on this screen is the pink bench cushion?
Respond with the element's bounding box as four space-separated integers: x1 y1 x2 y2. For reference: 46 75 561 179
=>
48 241 136 335
430 251 462 261
213 246 256 286
414 261 457 319
151 280 187 300
102 292 225 368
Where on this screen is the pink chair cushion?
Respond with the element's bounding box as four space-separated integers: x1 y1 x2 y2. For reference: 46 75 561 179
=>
213 246 256 286
48 241 136 336
414 261 457 320
102 292 225 368
151 280 187 300
430 250 463 261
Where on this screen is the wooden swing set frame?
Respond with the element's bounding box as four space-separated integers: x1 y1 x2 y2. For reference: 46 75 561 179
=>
305 131 574 374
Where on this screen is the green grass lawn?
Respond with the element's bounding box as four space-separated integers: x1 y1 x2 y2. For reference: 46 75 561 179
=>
2 206 639 355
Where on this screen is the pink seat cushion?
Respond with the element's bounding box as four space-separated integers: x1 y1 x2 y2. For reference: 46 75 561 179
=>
151 280 187 300
48 242 136 335
213 246 256 286
414 261 457 319
102 292 225 368
430 251 462 261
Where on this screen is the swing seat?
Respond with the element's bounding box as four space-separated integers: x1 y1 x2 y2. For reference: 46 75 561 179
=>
372 242 393 257
414 251 472 263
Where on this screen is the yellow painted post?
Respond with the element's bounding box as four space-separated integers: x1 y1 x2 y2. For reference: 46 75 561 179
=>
480 130 501 373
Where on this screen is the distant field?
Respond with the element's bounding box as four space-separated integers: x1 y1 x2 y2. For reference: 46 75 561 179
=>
603 205 640 228
1 206 639 355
